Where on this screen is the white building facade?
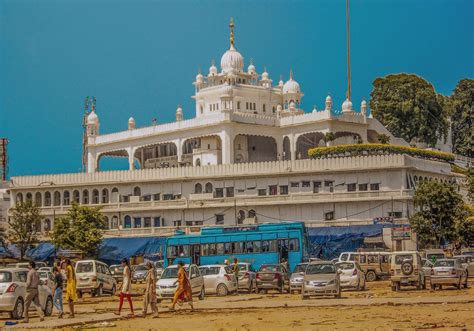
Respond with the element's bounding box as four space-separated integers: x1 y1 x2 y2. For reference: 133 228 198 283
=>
8 20 454 237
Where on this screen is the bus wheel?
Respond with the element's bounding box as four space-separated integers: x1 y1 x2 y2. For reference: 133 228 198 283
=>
365 271 377 282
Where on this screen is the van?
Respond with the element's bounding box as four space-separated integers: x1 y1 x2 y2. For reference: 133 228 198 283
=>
75 260 117 297
390 251 429 291
355 252 390 282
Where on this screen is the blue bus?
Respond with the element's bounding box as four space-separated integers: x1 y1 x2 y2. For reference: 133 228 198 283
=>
164 222 308 272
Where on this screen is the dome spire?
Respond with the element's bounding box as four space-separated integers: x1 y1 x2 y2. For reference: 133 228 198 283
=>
289 69 293 80
229 17 235 49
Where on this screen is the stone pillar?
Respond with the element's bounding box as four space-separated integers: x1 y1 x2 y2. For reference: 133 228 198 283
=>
290 135 297 161
87 151 96 173
276 137 283 160
176 139 182 163
221 131 234 164
128 147 135 170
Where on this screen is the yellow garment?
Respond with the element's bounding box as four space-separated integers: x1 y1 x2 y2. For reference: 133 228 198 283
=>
66 265 77 302
172 267 192 305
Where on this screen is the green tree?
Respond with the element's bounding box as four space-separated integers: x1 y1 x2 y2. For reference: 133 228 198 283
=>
370 74 447 147
410 181 470 248
445 79 473 157
324 132 335 146
377 133 391 144
51 204 106 258
8 201 42 260
468 167 474 203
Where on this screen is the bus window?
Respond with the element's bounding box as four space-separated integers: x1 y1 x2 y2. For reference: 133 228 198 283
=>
209 243 217 255
253 241 261 253
167 246 177 258
262 240 270 252
245 241 254 253
368 255 379 264
359 255 367 263
216 243 224 255
201 244 209 256
269 240 277 252
224 242 232 254
233 242 243 254
178 245 189 257
289 239 299 251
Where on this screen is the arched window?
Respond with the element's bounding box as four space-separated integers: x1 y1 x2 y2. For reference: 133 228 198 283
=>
112 216 119 229
16 193 23 204
44 192 51 206
92 189 99 204
53 191 61 206
44 219 51 232
237 210 246 224
73 190 80 203
195 158 201 166
195 183 202 194
124 215 132 228
133 186 141 197
26 193 33 202
35 192 42 206
103 216 110 229
82 190 89 204
102 189 109 204
63 191 70 205
205 182 213 193
248 209 256 218
111 187 119 203
35 220 42 233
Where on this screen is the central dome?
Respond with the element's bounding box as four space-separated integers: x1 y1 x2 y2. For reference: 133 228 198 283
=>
221 45 244 74
283 79 300 94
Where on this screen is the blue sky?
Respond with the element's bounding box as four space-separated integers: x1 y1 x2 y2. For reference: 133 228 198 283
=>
1 0 473 177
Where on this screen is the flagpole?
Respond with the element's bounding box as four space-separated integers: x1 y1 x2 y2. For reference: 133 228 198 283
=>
346 0 351 100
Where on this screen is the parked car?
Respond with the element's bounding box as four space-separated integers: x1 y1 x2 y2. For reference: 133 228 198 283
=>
336 261 365 291
154 261 164 278
132 264 148 283
424 249 446 263
430 259 468 290
421 258 434 275
453 255 474 277
255 264 290 294
6 263 30 269
199 265 237 296
236 262 256 293
289 263 308 293
37 270 55 292
301 261 341 299
155 264 205 302
355 252 390 282
38 267 54 273
460 247 474 256
75 260 117 297
0 268 53 319
109 264 124 283
390 251 429 291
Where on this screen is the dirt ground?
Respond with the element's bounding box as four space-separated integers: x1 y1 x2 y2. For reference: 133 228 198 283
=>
5 280 474 330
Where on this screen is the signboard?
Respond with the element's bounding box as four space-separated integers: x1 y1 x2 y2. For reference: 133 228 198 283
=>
392 226 411 240
373 217 394 224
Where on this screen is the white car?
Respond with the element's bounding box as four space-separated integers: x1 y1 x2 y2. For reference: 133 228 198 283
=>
75 260 117 297
156 264 205 302
37 270 55 292
336 261 366 290
236 263 256 293
0 268 54 319
199 265 237 296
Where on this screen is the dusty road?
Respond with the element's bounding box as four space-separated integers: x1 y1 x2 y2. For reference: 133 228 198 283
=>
4 280 474 330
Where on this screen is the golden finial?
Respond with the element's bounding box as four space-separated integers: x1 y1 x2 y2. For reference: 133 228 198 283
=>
229 17 235 48
290 69 293 80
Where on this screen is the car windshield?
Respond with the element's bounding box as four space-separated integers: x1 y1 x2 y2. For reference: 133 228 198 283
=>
427 254 445 261
0 271 12 283
135 265 147 271
306 264 336 274
199 267 220 276
259 265 281 272
76 262 94 273
394 255 413 265
435 260 455 267
155 262 164 268
161 267 189 279
293 264 307 273
336 262 354 270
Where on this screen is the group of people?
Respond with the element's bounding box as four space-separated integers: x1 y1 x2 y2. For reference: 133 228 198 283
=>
22 257 197 323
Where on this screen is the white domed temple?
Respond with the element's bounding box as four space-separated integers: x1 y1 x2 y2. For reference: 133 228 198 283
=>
9 19 453 244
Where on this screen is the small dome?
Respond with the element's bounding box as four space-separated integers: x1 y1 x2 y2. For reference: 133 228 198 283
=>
312 105 317 113
176 105 183 114
261 69 269 81
128 117 135 123
128 117 135 130
278 76 284 87
220 45 244 74
209 60 218 76
247 63 256 75
342 98 353 113
196 72 203 83
326 95 332 102
283 70 300 94
87 111 99 125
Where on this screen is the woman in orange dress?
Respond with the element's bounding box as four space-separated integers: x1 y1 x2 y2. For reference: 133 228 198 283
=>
170 261 193 311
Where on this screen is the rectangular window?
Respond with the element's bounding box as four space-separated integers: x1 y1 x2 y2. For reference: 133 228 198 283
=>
370 183 380 191
290 182 299 188
313 181 322 193
208 243 217 255
358 184 368 191
237 101 241 110
195 221 203 226
214 188 224 198
269 185 278 196
302 181 311 188
216 243 224 255
258 189 267 196
143 195 151 201
226 187 234 197
261 240 270 252
144 217 152 227
232 242 243 254
253 103 256 110
245 241 254 253
280 185 288 195
253 241 261 253
215 214 224 225
325 211 335 221
289 238 299 251
269 240 277 252
173 220 182 227
224 242 232 254
154 217 161 227
163 194 173 200
201 244 209 256
347 183 357 192
185 221 193 226
246 102 249 110
388 211 403 218
153 193 161 201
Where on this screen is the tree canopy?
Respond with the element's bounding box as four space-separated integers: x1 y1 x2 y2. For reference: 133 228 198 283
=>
8 201 42 260
410 181 472 248
51 204 106 258
370 74 447 147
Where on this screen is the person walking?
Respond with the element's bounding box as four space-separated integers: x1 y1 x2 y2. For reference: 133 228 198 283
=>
232 258 240 294
115 258 134 317
53 267 64 318
65 259 77 318
170 261 193 311
142 262 159 318
23 261 45 323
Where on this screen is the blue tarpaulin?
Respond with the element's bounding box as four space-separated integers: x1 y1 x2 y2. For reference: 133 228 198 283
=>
98 237 166 265
307 224 391 259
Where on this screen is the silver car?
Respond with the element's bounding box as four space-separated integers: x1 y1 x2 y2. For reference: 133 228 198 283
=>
453 255 474 277
336 261 365 291
236 263 256 293
199 265 237 296
0 268 54 319
132 264 148 283
290 263 308 293
301 261 341 299
430 259 468 290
